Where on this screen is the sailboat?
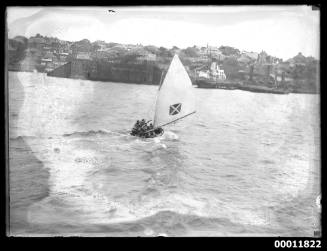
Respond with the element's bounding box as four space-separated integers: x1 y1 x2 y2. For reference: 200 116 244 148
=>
131 54 196 138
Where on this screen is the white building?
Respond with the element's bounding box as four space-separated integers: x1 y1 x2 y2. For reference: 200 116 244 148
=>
197 62 226 80
210 62 226 80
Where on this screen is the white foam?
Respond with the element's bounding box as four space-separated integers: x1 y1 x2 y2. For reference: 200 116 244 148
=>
153 138 161 144
162 131 179 140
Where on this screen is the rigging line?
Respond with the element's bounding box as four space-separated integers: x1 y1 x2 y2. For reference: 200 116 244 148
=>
159 111 196 128
145 111 196 133
150 69 166 120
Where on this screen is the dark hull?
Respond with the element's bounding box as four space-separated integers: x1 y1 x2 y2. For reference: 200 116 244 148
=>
196 79 240 89
131 128 164 138
143 130 164 138
196 78 290 94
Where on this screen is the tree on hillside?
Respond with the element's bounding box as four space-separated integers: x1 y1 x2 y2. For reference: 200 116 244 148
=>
304 59 319 80
222 56 241 78
291 64 306 80
182 47 199 58
219 46 240 56
293 52 306 64
72 39 92 52
159 46 168 54
107 42 119 48
91 43 101 52
8 38 27 63
305 56 316 64
180 57 192 66
158 46 173 57
223 56 238 65
14 36 28 46
144 45 159 55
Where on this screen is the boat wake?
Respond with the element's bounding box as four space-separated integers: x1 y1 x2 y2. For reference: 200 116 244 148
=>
61 129 178 141
24 133 271 234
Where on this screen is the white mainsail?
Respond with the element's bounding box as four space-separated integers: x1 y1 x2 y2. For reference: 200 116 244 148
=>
153 54 196 128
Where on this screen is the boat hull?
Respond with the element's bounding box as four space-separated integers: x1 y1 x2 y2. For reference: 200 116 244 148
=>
131 128 164 138
196 79 240 90
196 78 290 94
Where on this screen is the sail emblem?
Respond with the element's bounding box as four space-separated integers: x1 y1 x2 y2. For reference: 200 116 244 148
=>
169 103 182 116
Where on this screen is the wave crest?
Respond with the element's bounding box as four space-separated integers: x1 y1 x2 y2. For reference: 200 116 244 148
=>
63 130 112 137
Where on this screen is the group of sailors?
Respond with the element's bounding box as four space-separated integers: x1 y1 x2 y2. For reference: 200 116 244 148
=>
131 119 156 138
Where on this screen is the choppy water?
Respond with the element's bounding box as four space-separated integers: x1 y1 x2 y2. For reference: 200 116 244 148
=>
8 72 320 236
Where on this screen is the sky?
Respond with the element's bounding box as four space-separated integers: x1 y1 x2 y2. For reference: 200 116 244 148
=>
6 6 320 60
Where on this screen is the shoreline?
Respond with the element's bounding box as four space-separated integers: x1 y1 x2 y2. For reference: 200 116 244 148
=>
8 70 319 95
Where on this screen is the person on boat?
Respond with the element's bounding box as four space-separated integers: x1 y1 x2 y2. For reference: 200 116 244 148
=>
131 119 147 137
143 124 151 138
131 120 140 136
131 119 163 138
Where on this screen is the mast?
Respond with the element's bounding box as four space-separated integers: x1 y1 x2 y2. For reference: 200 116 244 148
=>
158 69 165 90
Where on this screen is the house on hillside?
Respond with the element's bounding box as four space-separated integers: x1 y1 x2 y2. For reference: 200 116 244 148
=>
205 46 224 60
59 52 69 61
126 44 142 51
241 51 259 61
43 46 52 53
94 49 111 60
127 47 147 56
58 40 71 54
107 45 128 57
75 52 91 60
137 53 157 62
257 51 280 65
207 46 220 54
26 48 42 60
197 47 209 61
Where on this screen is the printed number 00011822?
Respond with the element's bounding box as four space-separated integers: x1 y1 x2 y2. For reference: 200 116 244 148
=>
274 240 321 248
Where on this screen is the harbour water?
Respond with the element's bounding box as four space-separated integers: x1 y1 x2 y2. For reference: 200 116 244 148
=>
8 71 320 236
